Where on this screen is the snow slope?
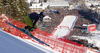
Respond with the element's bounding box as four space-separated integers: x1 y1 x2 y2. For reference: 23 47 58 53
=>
0 29 57 53
52 15 78 38
72 30 100 52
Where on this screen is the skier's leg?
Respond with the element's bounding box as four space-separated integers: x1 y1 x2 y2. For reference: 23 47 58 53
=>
22 25 30 30
29 27 35 31
25 26 30 29
23 15 33 31
24 15 33 27
29 24 37 31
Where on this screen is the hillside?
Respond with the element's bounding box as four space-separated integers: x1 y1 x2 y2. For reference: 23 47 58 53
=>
40 7 98 40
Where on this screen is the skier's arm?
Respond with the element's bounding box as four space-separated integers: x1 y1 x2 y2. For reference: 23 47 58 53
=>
32 17 39 28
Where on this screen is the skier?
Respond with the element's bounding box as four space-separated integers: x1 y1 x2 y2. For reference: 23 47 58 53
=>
23 11 45 34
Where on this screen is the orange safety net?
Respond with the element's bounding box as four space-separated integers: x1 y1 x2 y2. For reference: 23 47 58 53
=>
0 14 98 53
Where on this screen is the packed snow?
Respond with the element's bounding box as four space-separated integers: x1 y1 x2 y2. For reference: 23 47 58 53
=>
72 30 100 52
52 15 78 38
0 28 58 53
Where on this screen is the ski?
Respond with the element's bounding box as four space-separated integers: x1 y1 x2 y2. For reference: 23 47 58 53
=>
5 21 50 46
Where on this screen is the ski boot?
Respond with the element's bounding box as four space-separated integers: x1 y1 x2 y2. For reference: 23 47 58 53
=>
22 27 26 30
21 27 26 31
25 29 31 35
29 28 35 32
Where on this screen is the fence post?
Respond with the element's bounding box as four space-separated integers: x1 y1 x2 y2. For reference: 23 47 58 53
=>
62 42 66 53
44 32 48 46
72 42 77 53
53 35 58 50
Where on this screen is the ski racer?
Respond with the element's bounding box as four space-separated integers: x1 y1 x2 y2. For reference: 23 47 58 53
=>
23 11 45 33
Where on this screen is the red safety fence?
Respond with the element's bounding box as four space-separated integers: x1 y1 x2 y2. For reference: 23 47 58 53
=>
0 14 99 53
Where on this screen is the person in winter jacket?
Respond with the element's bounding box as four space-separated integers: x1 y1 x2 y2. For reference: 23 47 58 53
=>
23 11 45 31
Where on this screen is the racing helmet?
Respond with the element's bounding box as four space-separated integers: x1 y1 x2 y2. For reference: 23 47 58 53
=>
40 11 45 18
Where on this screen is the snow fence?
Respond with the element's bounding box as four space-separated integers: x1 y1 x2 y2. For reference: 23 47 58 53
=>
0 14 99 53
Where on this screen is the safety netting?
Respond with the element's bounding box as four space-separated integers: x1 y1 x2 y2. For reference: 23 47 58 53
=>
0 14 98 53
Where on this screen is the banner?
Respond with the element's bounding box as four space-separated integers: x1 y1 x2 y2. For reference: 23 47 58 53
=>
87 24 96 31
